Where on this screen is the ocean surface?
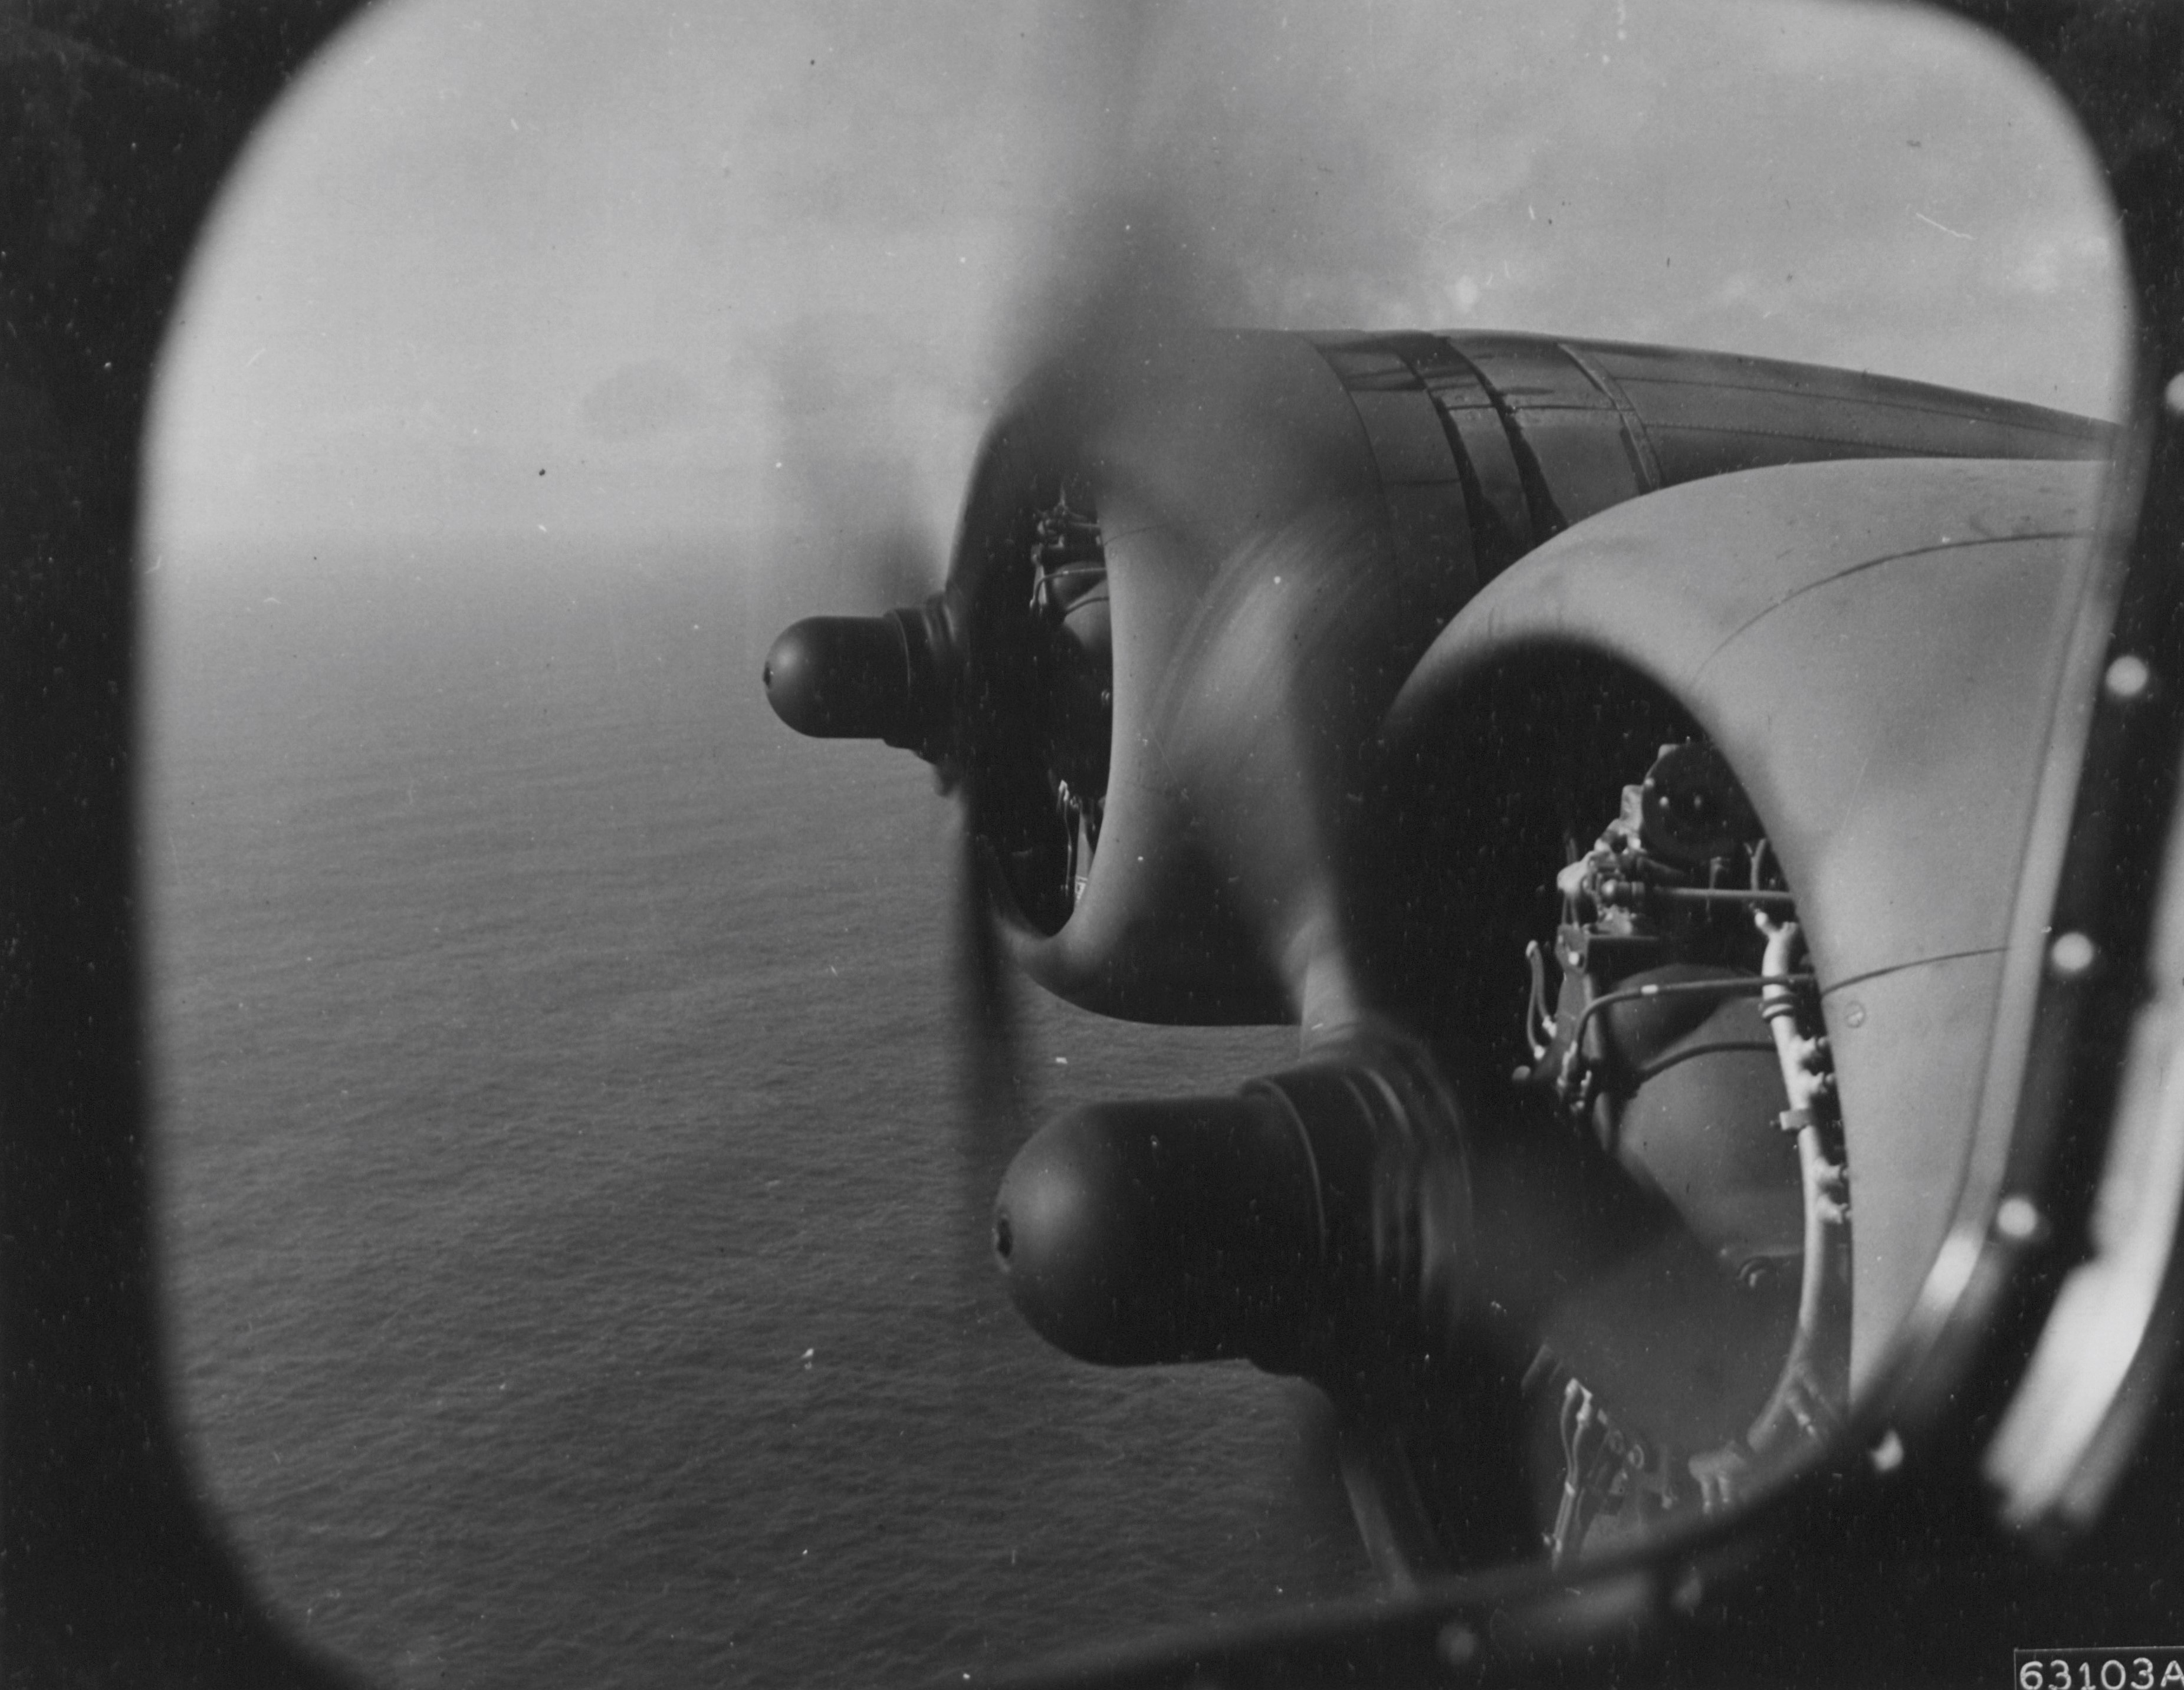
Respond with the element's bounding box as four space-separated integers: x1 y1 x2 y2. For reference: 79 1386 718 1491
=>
143 539 1372 1689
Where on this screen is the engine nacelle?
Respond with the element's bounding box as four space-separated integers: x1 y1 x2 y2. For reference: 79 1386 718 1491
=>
764 333 2114 1578
766 329 2109 1028
1374 455 2106 1394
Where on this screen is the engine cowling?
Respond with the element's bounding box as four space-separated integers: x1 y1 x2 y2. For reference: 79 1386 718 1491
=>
766 330 2110 1027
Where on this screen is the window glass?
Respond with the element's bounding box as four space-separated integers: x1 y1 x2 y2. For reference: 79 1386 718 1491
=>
143 2 2126 1683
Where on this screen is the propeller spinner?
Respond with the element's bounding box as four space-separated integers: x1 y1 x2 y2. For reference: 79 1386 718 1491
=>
762 597 956 755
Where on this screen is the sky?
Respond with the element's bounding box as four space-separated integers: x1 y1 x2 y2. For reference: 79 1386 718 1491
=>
144 0 2130 583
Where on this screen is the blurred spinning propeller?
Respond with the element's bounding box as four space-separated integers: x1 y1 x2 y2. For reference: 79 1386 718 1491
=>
763 508 1033 1221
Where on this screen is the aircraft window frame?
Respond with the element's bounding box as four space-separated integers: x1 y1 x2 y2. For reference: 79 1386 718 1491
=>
3 2 2182 1683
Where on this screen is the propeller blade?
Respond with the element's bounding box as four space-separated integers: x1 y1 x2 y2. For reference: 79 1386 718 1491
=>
953 781 1028 1244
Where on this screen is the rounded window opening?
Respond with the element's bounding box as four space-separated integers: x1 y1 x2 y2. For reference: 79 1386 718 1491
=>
143 1 2130 1682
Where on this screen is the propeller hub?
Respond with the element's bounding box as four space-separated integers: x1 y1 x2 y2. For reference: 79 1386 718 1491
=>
993 1039 1505 1375
991 1035 1671 1384
992 1093 1326 1369
763 600 954 755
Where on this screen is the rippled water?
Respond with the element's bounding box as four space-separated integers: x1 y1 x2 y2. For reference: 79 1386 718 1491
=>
144 541 1369 1688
